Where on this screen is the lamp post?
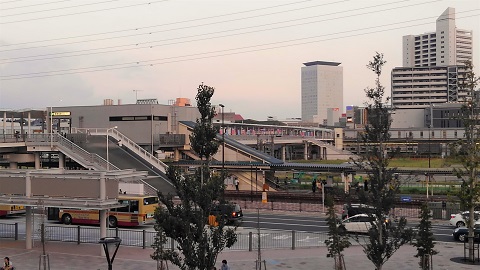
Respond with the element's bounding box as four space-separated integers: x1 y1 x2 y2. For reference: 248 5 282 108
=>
106 126 118 171
219 104 225 179
99 237 121 270
427 125 431 199
133 89 142 104
50 106 53 149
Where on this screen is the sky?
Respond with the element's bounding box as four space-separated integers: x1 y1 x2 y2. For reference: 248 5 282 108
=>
0 0 479 120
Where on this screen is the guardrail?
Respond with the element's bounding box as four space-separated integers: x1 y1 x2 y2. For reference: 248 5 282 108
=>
1 223 329 251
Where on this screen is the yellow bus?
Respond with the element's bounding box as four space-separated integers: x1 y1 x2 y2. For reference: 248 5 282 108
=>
58 195 158 227
0 204 25 217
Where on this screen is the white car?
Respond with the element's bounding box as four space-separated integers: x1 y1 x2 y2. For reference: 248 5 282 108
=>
449 211 480 227
342 214 372 233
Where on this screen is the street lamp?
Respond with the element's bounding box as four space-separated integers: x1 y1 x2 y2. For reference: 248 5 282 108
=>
50 106 53 149
99 237 121 270
106 126 117 171
427 125 431 199
219 104 225 179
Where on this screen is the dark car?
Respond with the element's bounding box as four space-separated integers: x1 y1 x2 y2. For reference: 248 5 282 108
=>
342 204 376 220
210 203 243 225
452 225 480 242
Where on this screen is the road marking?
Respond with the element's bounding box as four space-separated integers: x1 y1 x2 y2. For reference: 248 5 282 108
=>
252 233 270 238
243 216 325 223
297 236 320 242
272 235 291 240
242 221 329 228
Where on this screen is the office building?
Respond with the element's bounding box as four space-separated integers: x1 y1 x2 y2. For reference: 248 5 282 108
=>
301 61 343 124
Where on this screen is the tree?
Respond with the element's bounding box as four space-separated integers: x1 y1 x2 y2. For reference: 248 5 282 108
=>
325 195 350 270
355 52 413 270
413 203 438 270
151 83 237 270
451 60 480 262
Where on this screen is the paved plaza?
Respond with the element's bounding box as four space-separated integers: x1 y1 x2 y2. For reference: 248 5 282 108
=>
1 238 479 269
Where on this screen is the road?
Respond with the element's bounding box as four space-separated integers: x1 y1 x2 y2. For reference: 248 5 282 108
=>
241 211 456 243
1 211 458 247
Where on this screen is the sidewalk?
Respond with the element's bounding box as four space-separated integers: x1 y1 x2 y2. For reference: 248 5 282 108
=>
1 239 478 269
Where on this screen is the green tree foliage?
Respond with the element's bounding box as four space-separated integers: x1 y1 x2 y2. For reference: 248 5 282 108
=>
325 195 350 269
190 83 219 161
356 52 413 270
413 203 438 270
450 60 480 262
152 83 237 270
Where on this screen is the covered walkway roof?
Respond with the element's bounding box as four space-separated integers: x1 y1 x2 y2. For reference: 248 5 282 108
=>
0 169 148 209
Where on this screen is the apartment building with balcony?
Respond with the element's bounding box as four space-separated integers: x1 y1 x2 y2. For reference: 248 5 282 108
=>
402 7 472 68
391 7 473 111
391 65 468 109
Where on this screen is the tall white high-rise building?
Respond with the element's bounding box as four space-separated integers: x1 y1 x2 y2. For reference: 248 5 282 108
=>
402 7 473 67
392 7 473 109
301 61 343 125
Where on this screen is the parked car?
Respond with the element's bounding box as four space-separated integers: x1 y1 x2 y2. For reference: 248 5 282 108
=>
452 224 480 242
342 204 375 220
449 211 480 227
209 203 243 225
340 214 390 234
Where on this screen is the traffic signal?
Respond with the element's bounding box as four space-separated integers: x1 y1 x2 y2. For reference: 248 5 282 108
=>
364 180 368 191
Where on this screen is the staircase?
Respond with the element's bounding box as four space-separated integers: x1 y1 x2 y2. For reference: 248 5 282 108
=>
72 128 168 173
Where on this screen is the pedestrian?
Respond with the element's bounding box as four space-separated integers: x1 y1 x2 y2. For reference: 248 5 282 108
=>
220 259 230 270
234 177 239 191
311 179 317 193
1 257 13 270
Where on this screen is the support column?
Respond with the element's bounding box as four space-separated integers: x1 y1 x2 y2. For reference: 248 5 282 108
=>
27 112 32 137
174 148 180 162
304 141 308 160
26 207 33 249
25 171 32 249
34 153 41 169
281 145 286 162
2 112 6 137
58 152 65 169
99 172 107 255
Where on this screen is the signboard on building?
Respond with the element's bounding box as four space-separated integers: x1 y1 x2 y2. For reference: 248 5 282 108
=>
51 112 71 116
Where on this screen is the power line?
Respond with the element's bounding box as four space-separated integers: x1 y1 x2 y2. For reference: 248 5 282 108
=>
0 0 450 64
0 0 74 11
0 1 348 52
0 0 26 4
2 0 121 17
0 0 169 25
0 0 318 48
2 13 477 80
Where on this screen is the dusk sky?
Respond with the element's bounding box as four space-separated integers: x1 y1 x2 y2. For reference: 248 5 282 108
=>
1 0 479 120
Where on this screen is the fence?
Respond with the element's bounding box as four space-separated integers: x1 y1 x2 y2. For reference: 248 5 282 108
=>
0 223 329 251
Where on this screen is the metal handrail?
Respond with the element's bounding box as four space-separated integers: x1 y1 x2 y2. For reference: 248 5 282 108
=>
23 133 117 170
